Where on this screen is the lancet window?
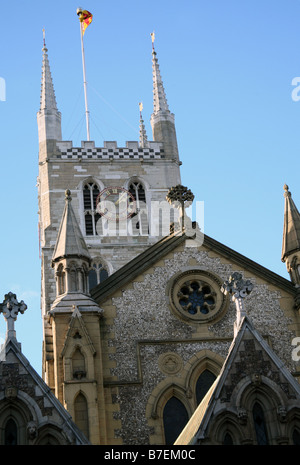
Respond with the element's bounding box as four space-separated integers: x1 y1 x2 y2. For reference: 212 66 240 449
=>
253 402 268 445
83 182 101 236
163 397 189 445
128 181 148 235
74 393 89 440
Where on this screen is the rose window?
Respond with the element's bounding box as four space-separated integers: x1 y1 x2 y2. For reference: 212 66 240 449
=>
169 270 228 323
178 281 216 315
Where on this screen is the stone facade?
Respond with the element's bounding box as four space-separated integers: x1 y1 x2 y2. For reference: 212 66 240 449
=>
35 34 300 446
92 235 300 444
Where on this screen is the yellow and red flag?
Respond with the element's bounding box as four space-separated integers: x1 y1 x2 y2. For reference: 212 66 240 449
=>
81 10 93 35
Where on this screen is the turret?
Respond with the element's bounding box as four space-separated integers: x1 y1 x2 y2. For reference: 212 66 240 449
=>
281 184 300 285
51 189 92 303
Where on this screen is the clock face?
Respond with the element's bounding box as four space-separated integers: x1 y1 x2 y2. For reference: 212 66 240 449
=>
96 187 136 220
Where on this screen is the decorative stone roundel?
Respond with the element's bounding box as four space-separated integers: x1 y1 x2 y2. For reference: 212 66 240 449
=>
158 352 183 375
169 270 228 323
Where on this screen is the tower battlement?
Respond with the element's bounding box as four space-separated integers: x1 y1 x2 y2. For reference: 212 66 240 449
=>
55 140 166 160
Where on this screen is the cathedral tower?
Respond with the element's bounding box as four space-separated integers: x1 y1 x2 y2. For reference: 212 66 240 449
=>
37 33 182 442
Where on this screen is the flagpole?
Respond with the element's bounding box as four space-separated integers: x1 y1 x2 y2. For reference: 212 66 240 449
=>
77 8 90 141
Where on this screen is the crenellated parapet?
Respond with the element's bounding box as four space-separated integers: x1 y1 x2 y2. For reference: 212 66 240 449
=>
55 140 166 160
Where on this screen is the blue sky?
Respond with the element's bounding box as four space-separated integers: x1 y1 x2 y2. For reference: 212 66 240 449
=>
1 0 300 373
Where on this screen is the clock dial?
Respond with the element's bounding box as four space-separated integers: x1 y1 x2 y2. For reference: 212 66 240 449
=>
96 187 136 220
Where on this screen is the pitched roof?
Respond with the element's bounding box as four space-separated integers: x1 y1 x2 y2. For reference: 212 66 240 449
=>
175 316 300 445
52 190 90 263
91 231 187 302
91 229 295 304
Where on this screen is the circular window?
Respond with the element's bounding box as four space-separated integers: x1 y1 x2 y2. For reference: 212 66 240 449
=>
169 270 228 323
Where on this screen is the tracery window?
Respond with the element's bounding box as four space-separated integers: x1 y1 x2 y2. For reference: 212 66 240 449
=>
88 261 109 290
169 270 228 323
83 182 101 235
128 181 148 234
178 281 216 316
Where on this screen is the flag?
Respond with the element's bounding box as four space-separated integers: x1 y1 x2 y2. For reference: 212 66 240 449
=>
81 10 93 35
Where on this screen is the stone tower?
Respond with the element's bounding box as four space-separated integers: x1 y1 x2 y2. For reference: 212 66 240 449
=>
37 35 181 442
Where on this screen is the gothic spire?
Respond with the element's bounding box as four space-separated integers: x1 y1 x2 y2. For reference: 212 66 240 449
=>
37 30 62 145
151 32 170 116
52 190 91 263
149 32 179 162
281 184 300 262
139 102 148 147
39 30 58 112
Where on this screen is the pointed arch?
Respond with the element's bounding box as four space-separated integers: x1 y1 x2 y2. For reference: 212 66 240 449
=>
163 396 189 445
72 346 86 380
183 349 223 410
61 310 96 382
56 264 66 295
146 381 193 445
292 427 300 445
126 178 149 236
212 411 245 445
0 398 32 445
88 257 110 291
74 392 89 440
252 402 269 445
195 369 217 406
82 180 102 236
4 418 18 445
233 375 288 444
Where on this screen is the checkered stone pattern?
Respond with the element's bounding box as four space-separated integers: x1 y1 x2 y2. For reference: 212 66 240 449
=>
56 146 165 160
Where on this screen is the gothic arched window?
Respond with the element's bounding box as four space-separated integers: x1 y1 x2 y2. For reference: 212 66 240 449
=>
128 181 148 235
253 402 268 445
88 261 109 290
5 418 18 445
293 428 300 445
83 182 101 236
56 264 65 295
72 348 86 379
195 369 216 405
74 393 89 440
163 397 189 445
222 432 234 445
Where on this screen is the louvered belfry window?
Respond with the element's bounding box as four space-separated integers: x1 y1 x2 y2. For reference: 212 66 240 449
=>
83 182 101 235
128 181 148 234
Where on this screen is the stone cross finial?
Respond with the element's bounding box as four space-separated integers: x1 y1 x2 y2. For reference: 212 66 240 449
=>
166 185 194 232
0 292 27 340
221 272 253 336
